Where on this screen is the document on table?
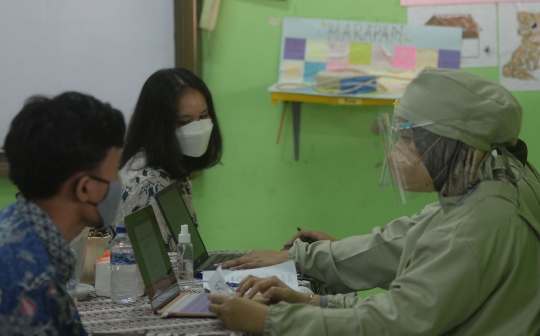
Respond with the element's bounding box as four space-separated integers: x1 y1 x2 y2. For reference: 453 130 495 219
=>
204 260 299 292
208 265 234 295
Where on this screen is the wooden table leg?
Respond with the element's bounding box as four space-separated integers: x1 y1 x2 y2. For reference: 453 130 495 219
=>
292 102 301 161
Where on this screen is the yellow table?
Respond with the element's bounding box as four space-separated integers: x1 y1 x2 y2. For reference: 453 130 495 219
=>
271 92 395 160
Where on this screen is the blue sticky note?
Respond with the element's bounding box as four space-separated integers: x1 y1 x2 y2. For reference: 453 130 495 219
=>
303 62 326 83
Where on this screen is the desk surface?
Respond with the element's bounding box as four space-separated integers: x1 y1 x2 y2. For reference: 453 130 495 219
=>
79 250 238 335
78 286 228 335
78 250 332 335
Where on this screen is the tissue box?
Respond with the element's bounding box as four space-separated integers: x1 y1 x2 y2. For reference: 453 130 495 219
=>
94 250 145 297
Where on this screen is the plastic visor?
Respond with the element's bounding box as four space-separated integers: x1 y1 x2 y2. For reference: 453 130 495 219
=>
378 107 437 206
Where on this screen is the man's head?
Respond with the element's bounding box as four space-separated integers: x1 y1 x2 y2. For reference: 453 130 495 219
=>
4 92 125 230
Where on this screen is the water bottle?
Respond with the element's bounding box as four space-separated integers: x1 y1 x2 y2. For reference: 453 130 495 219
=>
177 224 194 289
110 226 138 303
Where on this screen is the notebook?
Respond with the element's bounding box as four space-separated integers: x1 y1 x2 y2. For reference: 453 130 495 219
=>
123 205 214 317
154 182 243 278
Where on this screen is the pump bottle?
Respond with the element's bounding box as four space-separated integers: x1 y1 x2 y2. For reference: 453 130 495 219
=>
176 224 194 289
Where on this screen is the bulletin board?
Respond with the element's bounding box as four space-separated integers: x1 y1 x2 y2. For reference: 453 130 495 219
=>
268 17 463 99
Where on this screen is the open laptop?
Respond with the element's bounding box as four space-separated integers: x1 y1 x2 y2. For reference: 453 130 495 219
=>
155 183 243 278
123 205 214 317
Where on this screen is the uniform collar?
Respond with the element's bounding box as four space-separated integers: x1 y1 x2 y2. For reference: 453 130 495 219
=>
438 181 518 214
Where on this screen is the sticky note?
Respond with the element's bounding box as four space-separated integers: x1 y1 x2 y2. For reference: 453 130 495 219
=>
393 45 416 69
328 41 350 64
326 62 349 71
438 49 460 69
304 62 327 83
349 43 372 65
284 38 306 60
279 60 304 83
416 49 438 69
305 40 328 62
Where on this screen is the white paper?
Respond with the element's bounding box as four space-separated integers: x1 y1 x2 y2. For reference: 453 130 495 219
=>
208 266 234 295
203 261 299 292
499 3 540 91
408 4 498 67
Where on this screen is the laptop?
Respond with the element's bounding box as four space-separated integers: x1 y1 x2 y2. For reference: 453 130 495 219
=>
154 182 243 278
123 205 214 317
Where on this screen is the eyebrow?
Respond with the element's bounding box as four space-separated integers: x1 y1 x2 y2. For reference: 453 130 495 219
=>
178 109 208 118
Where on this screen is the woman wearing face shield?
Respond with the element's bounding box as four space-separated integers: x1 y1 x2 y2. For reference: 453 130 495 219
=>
207 68 540 335
113 68 223 251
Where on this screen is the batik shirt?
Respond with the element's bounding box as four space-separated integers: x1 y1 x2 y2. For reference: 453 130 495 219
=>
0 195 87 336
113 151 198 251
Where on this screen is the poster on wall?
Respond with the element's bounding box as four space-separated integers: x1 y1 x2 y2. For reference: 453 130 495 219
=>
499 3 540 91
408 4 497 67
402 0 539 6
268 17 462 99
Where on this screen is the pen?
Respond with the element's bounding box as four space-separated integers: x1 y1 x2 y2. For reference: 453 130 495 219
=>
297 227 315 244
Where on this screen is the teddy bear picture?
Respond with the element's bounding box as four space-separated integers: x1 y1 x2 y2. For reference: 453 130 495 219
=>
502 11 540 81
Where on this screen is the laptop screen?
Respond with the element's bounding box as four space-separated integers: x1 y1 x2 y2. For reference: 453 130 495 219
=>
124 206 179 308
155 183 209 269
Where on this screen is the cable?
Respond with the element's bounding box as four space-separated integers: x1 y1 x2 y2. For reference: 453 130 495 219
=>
275 68 412 94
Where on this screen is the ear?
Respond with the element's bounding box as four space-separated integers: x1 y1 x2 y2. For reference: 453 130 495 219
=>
73 175 93 203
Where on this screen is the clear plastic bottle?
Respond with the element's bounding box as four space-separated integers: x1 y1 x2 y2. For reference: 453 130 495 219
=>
176 224 194 289
110 226 138 303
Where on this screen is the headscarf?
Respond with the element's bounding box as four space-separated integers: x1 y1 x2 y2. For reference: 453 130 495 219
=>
396 68 522 196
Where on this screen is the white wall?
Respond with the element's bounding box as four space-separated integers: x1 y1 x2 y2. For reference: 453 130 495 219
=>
0 0 175 149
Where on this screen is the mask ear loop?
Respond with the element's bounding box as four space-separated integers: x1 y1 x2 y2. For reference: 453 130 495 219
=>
498 145 521 183
418 136 443 163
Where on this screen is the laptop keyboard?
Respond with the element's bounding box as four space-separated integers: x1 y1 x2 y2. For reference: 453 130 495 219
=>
200 254 243 270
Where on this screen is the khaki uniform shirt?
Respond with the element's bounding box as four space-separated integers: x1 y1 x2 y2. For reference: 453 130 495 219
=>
264 181 540 335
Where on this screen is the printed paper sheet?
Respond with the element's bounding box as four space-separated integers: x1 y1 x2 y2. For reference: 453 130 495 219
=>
408 4 497 67
499 3 540 91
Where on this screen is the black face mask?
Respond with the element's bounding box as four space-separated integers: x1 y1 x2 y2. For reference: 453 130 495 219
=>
84 175 122 230
411 127 461 191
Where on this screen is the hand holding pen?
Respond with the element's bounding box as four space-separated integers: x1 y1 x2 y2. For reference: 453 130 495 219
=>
282 227 339 249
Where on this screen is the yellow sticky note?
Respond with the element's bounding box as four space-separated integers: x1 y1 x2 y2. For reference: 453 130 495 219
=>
305 40 328 62
279 60 304 83
349 43 372 65
416 49 438 70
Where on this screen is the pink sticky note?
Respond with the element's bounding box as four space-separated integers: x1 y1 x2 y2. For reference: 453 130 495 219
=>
393 46 416 69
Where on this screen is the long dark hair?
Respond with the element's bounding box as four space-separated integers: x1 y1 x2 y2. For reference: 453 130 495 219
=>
121 68 222 179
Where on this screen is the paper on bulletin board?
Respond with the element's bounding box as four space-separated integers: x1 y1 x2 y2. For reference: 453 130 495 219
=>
402 0 539 6
499 3 540 91
408 4 497 67
269 17 462 99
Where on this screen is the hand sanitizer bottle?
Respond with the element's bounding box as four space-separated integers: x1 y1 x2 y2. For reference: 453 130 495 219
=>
177 224 194 289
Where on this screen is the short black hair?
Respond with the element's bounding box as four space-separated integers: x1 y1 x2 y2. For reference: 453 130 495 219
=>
121 68 223 179
4 92 125 200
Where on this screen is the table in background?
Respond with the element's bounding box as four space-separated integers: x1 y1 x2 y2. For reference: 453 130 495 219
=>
78 250 333 335
270 91 395 161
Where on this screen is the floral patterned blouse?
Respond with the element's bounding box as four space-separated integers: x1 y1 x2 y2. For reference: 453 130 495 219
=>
0 195 86 335
113 151 198 252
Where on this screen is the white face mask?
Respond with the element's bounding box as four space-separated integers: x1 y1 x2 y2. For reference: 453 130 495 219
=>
175 119 213 157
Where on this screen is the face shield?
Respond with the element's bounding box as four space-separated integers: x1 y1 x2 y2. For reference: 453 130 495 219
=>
378 100 439 205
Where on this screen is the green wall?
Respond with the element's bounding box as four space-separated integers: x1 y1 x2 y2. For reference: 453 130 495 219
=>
193 0 540 253
0 0 537 272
